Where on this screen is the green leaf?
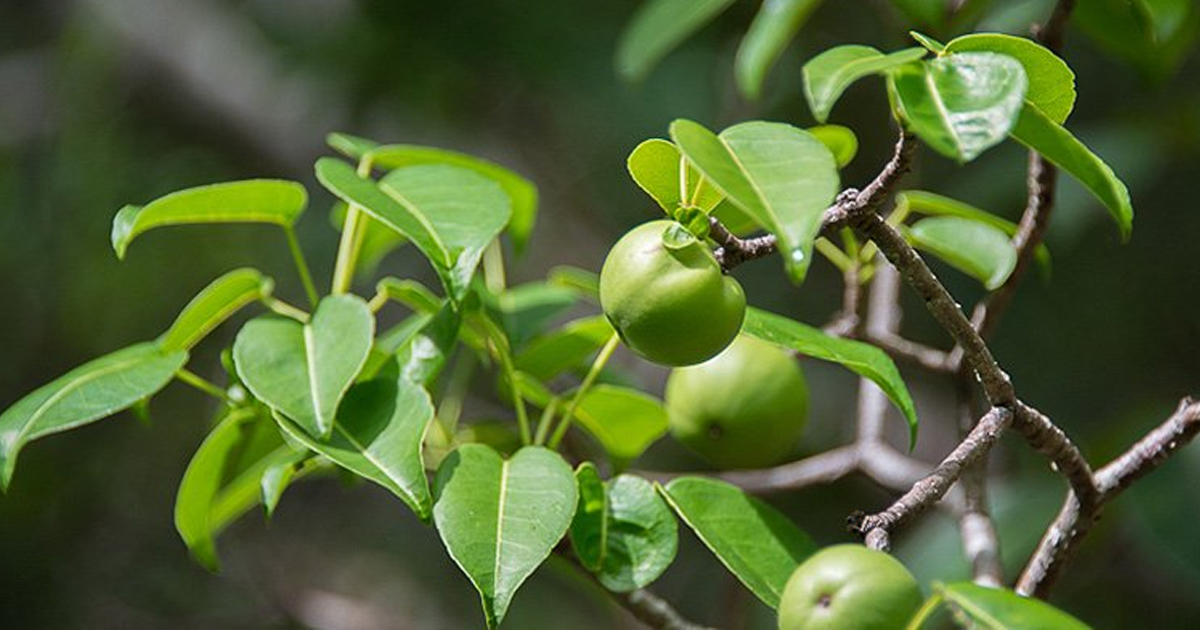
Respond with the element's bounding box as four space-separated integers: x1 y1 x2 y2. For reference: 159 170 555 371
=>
806 124 859 168
273 375 435 520
514 316 615 381
910 31 946 54
743 307 918 446
397 302 464 386
661 477 816 608
944 33 1076 124
233 295 374 439
626 139 724 214
433 445 577 628
315 157 452 268
616 0 737 82
570 463 608 572
907 217 1017 290
1 342 187 489
938 582 1092 629
175 408 305 570
365 144 537 257
1009 105 1134 240
735 0 824 100
593 474 679 592
159 268 274 352
571 385 669 464
670 120 839 283
326 131 379 158
890 52 1028 162
896 190 1051 275
548 265 601 302
111 180 307 259
802 45 927 123
380 164 512 301
490 282 579 347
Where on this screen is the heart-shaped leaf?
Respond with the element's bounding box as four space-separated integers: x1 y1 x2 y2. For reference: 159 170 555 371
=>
159 268 274 352
802 45 926 122
111 180 307 259
743 307 917 446
233 294 374 439
274 374 435 520
1 342 187 489
890 52 1028 162
736 0 824 100
671 120 839 283
661 477 816 609
907 216 1018 290
571 472 678 592
433 444 577 628
627 139 725 215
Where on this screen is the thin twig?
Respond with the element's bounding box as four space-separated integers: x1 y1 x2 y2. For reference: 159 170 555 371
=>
618 590 719 630
955 379 1004 587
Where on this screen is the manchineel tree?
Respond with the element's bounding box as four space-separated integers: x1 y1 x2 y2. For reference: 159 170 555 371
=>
2 0 1198 628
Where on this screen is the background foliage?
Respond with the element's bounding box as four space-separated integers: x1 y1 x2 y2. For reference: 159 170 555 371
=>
0 0 1198 627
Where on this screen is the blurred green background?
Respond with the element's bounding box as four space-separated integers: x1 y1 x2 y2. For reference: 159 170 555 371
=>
1 0 1198 627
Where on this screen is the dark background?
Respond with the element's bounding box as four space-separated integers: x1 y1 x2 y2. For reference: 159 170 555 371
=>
1 0 1198 627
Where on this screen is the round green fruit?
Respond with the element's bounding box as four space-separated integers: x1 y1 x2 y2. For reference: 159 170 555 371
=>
599 220 745 366
665 334 807 469
778 544 923 630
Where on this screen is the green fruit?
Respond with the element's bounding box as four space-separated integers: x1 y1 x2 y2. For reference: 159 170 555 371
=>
665 334 807 468
599 220 745 366
778 545 923 630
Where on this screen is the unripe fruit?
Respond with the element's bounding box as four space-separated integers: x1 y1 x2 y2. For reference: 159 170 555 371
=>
666 334 807 468
599 220 745 366
778 545 923 630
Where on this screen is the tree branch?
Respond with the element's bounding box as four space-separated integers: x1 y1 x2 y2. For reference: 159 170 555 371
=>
617 589 719 630
1017 397 1200 597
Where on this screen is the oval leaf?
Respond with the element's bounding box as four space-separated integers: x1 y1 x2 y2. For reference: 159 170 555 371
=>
112 179 306 259
233 294 374 439
938 582 1092 630
315 157 452 268
1 342 187 489
735 0 823 100
743 307 917 446
571 463 608 572
890 52 1028 162
908 216 1018 290
802 45 927 122
159 268 274 352
661 477 816 608
380 164 512 301
670 119 839 283
433 444 577 628
807 124 859 168
274 374 435 520
944 33 1076 124
594 474 679 592
627 138 726 215
897 190 1051 275
572 385 669 464
1009 104 1133 240
514 316 615 381
616 0 737 82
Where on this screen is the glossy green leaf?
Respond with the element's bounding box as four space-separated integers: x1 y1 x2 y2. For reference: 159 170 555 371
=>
274 375 435 520
594 474 678 592
398 302 464 386
661 477 816 608
890 52 1028 162
802 45 927 122
670 120 839 283
175 408 305 570
1 342 187 489
910 30 946 54
806 124 859 168
433 445 577 628
315 157 452 268
572 385 669 464
616 0 737 82
1009 105 1134 240
380 164 512 301
233 294 374 439
743 307 917 445
735 0 823 100
897 190 1051 274
938 582 1092 629
159 268 273 352
326 131 378 158
111 180 307 259
908 217 1017 290
626 139 724 214
1075 0 1198 78
491 282 578 347
944 33 1076 124
570 463 608 572
514 316 614 381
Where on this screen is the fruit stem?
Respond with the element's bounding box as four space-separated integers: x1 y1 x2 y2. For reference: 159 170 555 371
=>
547 333 620 449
